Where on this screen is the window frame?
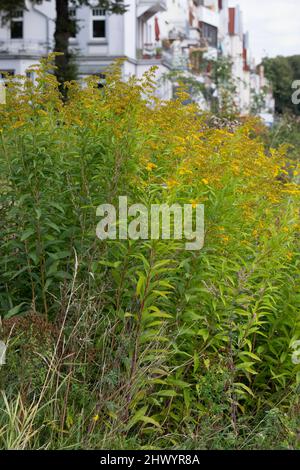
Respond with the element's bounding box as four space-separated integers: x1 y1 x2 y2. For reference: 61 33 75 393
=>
90 8 107 41
200 21 218 48
26 70 35 82
69 7 77 40
10 10 24 40
0 70 15 79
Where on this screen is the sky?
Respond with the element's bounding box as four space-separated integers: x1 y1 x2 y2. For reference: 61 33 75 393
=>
229 0 300 62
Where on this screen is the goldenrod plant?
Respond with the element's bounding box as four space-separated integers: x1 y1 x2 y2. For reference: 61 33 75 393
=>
0 55 299 449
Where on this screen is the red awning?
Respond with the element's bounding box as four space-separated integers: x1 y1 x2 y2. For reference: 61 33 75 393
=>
155 17 160 42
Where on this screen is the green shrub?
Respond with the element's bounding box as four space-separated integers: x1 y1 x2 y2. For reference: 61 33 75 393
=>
0 56 299 449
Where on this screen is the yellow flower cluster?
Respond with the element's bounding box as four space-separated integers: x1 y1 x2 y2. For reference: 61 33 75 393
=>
0 55 298 259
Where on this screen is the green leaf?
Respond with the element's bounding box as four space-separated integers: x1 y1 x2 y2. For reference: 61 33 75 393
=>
45 221 61 233
136 274 145 298
98 260 122 268
194 351 200 373
197 329 209 342
49 250 71 260
5 303 26 319
126 406 148 431
20 228 35 241
153 390 178 397
234 382 255 397
140 416 161 428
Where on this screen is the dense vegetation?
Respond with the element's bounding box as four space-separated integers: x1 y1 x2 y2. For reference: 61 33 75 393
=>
0 57 299 449
268 115 300 166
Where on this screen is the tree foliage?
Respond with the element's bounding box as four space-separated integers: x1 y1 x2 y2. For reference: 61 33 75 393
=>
263 55 300 115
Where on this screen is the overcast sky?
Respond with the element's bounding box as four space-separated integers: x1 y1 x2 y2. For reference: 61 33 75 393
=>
229 0 300 62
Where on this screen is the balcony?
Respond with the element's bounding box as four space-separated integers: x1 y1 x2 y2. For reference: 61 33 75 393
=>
197 5 219 28
137 43 163 60
0 40 50 56
162 50 189 71
137 0 167 21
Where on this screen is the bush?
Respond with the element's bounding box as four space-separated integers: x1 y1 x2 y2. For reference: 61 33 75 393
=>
0 55 299 449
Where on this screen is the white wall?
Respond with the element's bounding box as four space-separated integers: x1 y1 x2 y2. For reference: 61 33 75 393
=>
158 0 189 39
123 2 137 59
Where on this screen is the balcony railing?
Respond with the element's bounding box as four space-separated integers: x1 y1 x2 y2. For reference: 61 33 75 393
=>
162 50 189 71
137 43 163 60
0 40 51 55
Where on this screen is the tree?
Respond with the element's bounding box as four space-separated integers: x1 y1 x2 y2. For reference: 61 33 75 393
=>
262 55 300 115
0 0 127 87
54 1 127 88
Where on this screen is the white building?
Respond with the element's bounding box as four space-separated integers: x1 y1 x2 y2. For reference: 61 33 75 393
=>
0 0 172 98
0 0 274 114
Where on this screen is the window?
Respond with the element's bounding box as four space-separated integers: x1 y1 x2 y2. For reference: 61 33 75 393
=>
0 69 15 78
26 71 34 82
200 22 218 48
11 10 23 39
69 7 77 38
92 9 106 39
0 70 15 79
93 73 106 89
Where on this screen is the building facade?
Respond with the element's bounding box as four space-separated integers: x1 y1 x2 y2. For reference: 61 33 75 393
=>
0 0 274 115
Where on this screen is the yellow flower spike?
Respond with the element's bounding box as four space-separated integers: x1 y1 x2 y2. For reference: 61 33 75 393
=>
37 109 48 117
202 178 209 185
190 199 198 209
166 179 178 188
175 146 186 155
92 414 99 422
220 234 230 244
146 162 157 172
12 121 26 129
179 168 192 175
